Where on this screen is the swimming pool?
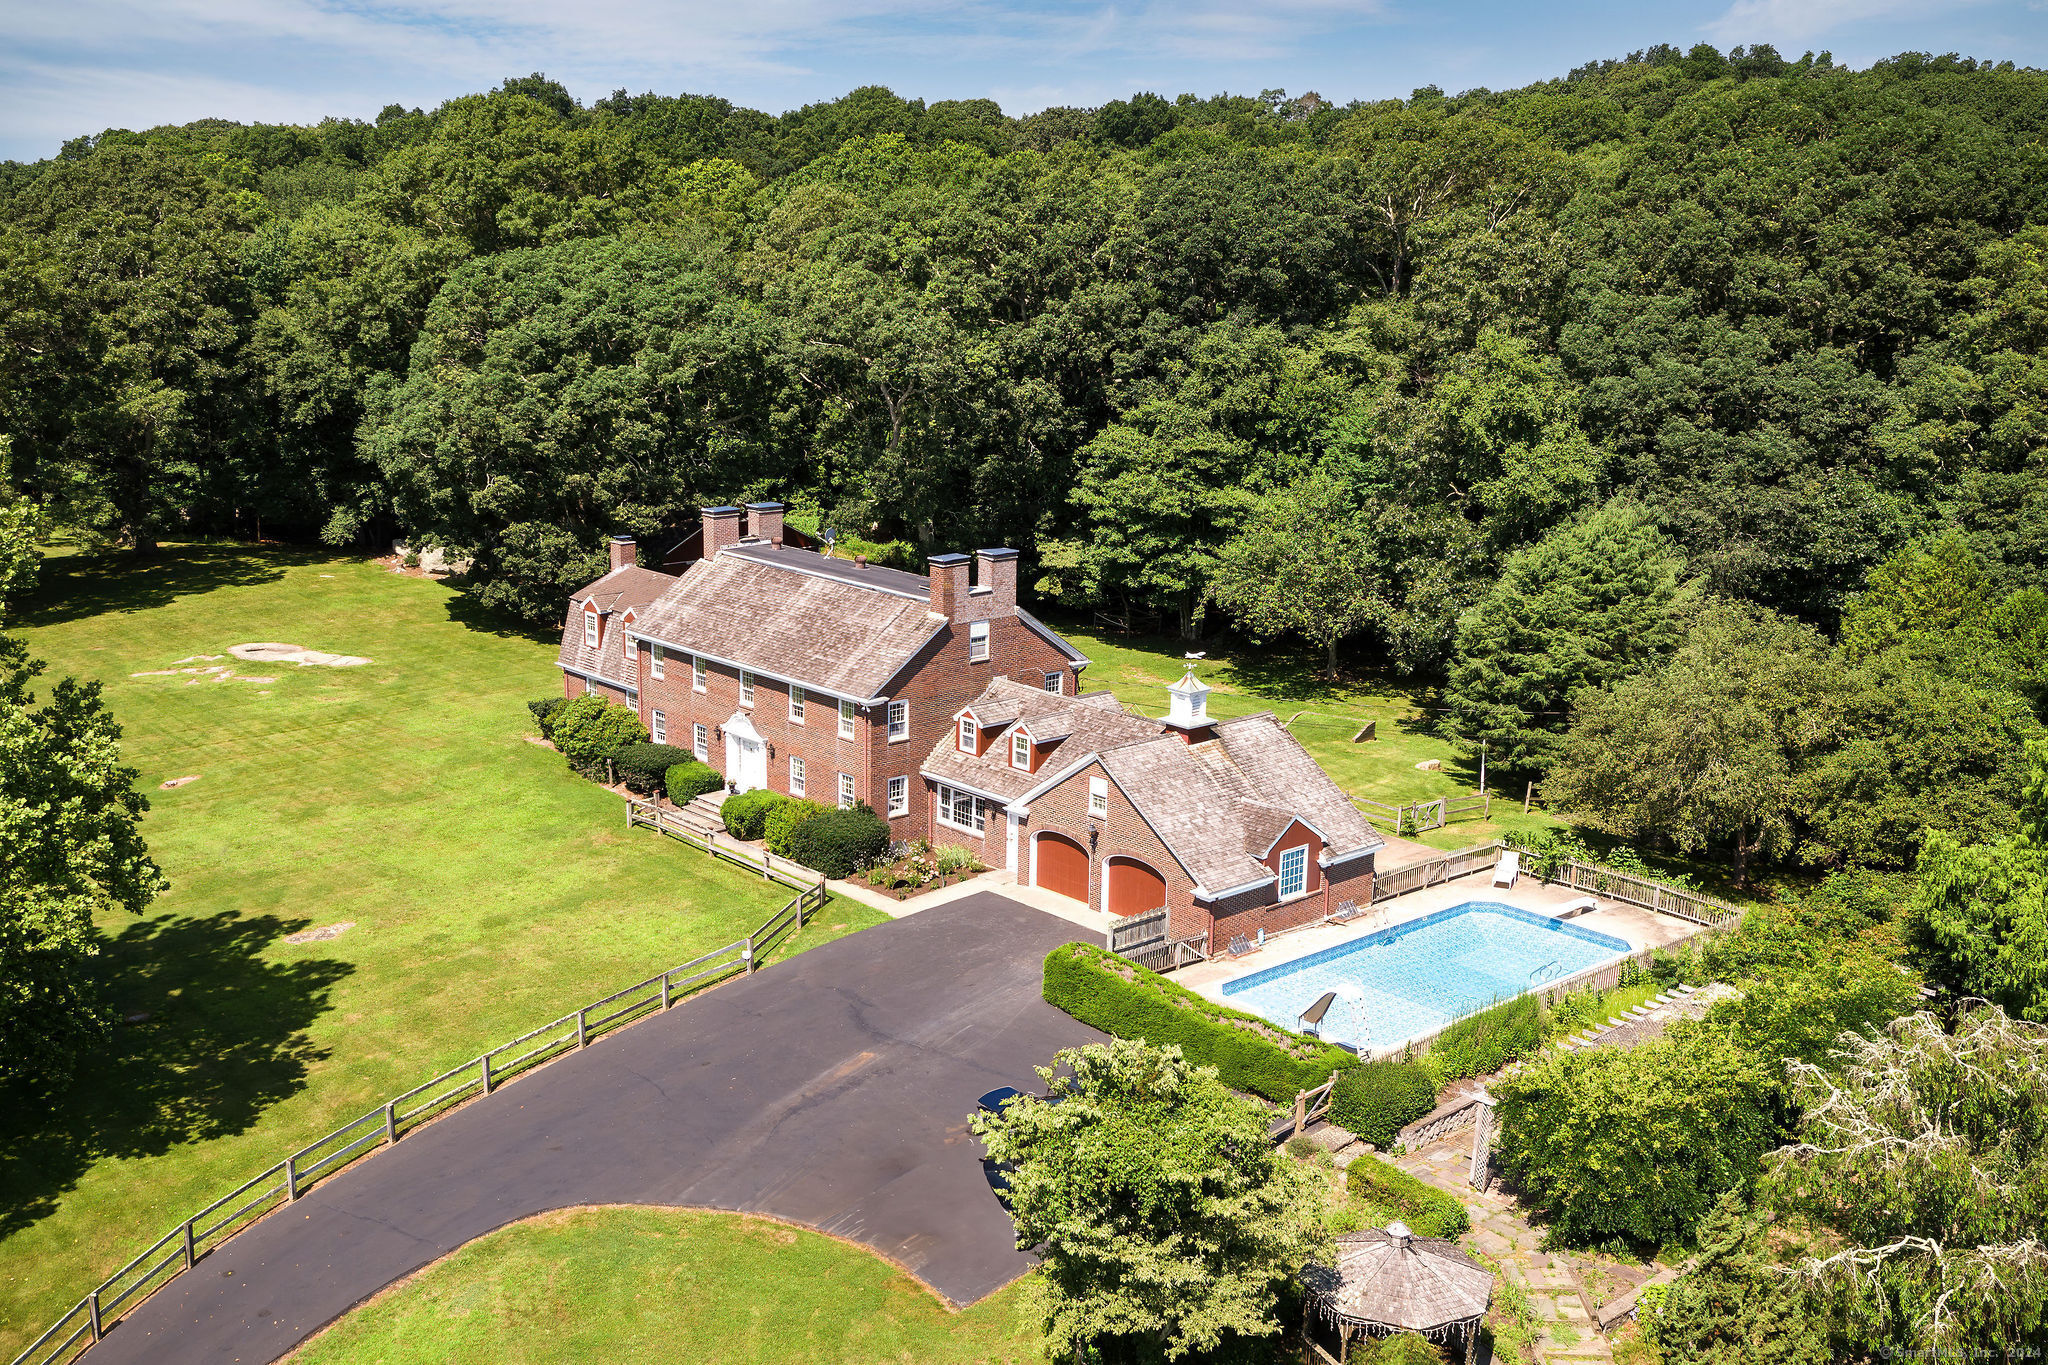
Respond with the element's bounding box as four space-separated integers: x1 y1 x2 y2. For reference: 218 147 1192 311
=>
1218 901 1631 1052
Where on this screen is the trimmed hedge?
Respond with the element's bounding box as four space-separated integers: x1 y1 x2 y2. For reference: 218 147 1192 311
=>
720 789 784 840
782 804 889 878
665 761 724 804
528 696 569 738
1328 1061 1439 1148
549 696 646 770
613 743 694 796
1430 994 1544 1083
1041 943 1359 1103
1345 1154 1471 1240
764 798 828 856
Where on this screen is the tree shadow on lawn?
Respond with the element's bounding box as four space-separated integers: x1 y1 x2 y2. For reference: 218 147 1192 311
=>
17 545 295 629
442 588 562 648
0 911 352 1238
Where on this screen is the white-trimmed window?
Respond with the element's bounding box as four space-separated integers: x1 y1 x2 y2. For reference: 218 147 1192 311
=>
693 656 707 693
790 755 806 797
937 783 988 835
1044 671 1063 694
1011 729 1031 771
1088 776 1109 819
650 644 665 680
839 698 857 740
693 723 709 760
1278 845 1308 899
789 685 806 724
623 627 634 661
969 620 990 662
838 772 856 809
651 710 667 745
887 775 908 817
584 676 596 696
887 699 908 741
584 612 599 648
958 715 977 753
739 670 755 706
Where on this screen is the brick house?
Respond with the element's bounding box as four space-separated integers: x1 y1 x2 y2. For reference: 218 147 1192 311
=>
556 504 1087 835
918 666 1385 947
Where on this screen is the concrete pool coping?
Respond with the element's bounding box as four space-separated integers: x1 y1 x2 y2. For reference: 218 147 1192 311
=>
1175 873 1710 1022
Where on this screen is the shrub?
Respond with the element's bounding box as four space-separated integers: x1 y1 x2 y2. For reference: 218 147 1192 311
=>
665 761 724 804
934 843 978 875
1328 1061 1439 1147
783 804 889 878
549 696 647 771
612 743 694 795
1041 943 1359 1103
528 696 569 738
764 798 828 857
1431 994 1544 1082
720 789 784 841
1345 1154 1471 1240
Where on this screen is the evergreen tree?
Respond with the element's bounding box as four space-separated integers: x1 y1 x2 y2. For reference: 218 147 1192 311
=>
1648 1192 1827 1365
1444 502 1694 773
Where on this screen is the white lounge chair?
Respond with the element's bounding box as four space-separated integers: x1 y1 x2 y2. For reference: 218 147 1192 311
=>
1493 850 1520 888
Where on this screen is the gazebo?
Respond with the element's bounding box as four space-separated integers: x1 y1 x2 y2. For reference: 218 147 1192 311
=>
1303 1222 1495 1364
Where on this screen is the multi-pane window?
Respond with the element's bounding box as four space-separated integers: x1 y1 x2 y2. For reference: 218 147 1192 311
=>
624 628 634 661
958 715 977 753
969 620 990 662
887 775 908 817
651 710 666 745
887 700 908 741
584 676 596 695
692 656 707 692
739 670 755 706
936 783 988 835
650 644 665 680
789 685 806 724
584 613 599 648
839 698 857 740
1044 671 1063 694
1278 845 1308 899
1088 776 1109 819
790 755 806 797
838 772 856 809
693 723 708 760
1011 729 1031 771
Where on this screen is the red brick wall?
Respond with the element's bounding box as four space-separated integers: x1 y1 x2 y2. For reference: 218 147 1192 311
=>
1020 759 1200 931
634 648 871 804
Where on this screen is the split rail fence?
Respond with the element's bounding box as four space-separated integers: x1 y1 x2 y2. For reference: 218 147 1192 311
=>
625 797 820 893
1354 792 1491 834
11 879 828 1365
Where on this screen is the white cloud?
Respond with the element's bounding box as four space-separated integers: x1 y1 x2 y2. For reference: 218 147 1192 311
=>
1702 0 1983 44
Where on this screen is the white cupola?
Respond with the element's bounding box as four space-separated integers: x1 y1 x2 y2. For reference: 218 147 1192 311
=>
1163 654 1212 731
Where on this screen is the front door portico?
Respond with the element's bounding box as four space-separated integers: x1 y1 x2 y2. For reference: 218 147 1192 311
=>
723 710 768 792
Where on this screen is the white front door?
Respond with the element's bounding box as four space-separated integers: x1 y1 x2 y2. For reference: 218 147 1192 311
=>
723 711 768 793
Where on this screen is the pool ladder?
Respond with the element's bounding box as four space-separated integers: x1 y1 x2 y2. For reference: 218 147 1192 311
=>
1529 959 1567 986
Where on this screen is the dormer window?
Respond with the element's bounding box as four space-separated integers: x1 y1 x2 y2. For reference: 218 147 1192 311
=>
969 621 990 662
958 715 977 753
1278 845 1308 899
583 612 599 649
1011 729 1031 771
623 626 634 661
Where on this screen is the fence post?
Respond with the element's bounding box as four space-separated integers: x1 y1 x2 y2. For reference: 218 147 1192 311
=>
384 1100 397 1146
661 973 671 1010
1524 780 1533 814
1293 1090 1307 1138
744 935 757 975
763 850 770 880
87 1290 101 1342
183 1218 196 1269
576 1008 588 1048
286 1155 298 1202
480 1052 493 1095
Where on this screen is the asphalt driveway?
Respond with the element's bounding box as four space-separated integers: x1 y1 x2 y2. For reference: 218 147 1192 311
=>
82 891 1098 1365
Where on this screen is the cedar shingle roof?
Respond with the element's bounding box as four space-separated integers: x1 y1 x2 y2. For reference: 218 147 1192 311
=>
1305 1227 1493 1336
926 680 1385 895
557 564 677 692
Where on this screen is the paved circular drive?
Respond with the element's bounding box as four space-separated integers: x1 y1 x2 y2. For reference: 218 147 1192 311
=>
81 892 1097 1364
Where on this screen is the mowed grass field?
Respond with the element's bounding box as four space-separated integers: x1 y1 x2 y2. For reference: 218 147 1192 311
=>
1048 622 1567 854
0 544 886 1358
285 1207 1046 1365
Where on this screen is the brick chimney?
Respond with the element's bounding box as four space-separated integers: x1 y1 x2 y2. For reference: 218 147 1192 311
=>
702 506 742 560
928 553 971 621
974 548 1018 618
608 535 636 571
745 502 785 547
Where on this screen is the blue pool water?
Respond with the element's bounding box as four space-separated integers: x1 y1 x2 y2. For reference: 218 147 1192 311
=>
1219 901 1631 1052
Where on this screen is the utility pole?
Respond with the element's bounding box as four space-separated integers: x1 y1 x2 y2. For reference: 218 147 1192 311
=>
1478 741 1487 796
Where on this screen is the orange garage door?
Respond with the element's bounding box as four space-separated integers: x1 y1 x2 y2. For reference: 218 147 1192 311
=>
1106 857 1167 918
1036 834 1090 903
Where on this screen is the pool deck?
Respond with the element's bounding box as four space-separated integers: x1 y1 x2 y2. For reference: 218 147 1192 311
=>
1174 871 1708 1006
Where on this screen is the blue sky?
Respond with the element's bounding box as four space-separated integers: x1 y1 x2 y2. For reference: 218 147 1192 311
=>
2 0 2044 162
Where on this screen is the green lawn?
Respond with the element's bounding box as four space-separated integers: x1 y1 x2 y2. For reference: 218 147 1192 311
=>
285 1207 1046 1365
0 544 887 1358
1050 622 1567 855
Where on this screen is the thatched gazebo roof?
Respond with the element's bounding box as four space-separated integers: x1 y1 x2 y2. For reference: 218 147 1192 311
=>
1304 1223 1494 1345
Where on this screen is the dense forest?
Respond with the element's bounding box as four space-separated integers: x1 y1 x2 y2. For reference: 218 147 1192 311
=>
2 43 2045 872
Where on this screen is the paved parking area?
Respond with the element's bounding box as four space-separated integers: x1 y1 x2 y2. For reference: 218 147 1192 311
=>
83 892 1097 1365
